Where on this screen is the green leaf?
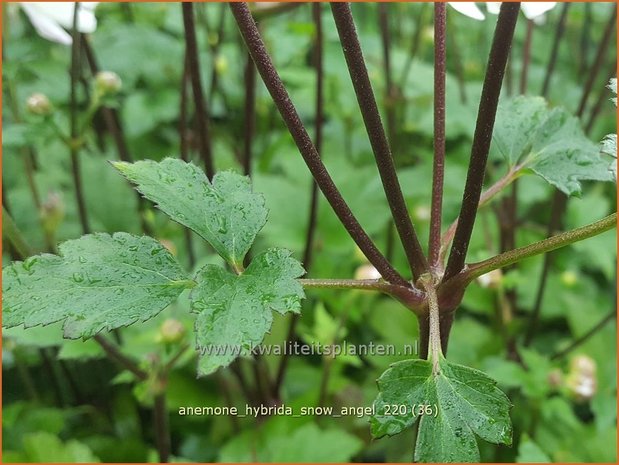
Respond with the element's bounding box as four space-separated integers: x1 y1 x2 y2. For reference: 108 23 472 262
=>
220 422 363 462
190 248 305 375
370 358 512 463
113 158 267 267
516 434 551 463
493 96 614 196
13 432 100 463
2 233 191 338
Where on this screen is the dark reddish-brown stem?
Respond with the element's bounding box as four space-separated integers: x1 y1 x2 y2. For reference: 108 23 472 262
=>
182 3 215 179
94 335 147 380
303 3 324 272
520 19 534 95
179 50 197 268
70 4 90 234
230 2 408 287
153 393 171 462
429 3 446 270
273 3 324 398
331 3 428 281
541 3 570 97
443 3 520 282
243 52 256 176
576 4 616 117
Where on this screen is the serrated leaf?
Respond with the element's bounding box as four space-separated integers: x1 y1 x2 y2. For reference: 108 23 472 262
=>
608 78 617 107
190 248 305 375
113 158 267 267
493 96 614 196
2 233 191 338
370 358 512 463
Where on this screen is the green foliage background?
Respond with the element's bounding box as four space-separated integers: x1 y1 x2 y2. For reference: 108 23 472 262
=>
2 2 617 462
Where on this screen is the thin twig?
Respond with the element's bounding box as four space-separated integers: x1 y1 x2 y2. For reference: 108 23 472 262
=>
463 213 617 282
440 164 521 260
272 2 324 399
519 20 534 95
2 206 34 259
153 393 171 462
541 3 570 98
303 2 324 272
93 334 147 380
429 3 446 269
178 50 197 269
243 51 256 176
443 3 520 281
182 3 215 179
230 2 408 287
70 3 90 234
331 3 428 281
576 4 616 117
528 4 616 347
524 192 567 346
551 311 616 360
585 62 617 134
399 3 429 88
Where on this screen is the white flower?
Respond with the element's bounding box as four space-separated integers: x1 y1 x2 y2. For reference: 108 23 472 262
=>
20 2 99 46
449 2 557 23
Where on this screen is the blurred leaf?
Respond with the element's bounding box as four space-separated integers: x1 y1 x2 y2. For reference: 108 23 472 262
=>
219 421 363 462
493 96 614 196
516 434 550 463
10 432 100 463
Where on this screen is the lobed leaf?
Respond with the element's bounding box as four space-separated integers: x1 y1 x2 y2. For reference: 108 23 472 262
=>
190 248 305 375
493 96 614 196
2 233 191 338
113 158 268 267
370 358 512 463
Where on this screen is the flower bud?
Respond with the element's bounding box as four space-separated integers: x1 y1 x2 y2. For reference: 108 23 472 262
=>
95 71 122 95
40 191 65 236
26 93 52 116
215 56 229 75
560 270 578 287
158 318 185 344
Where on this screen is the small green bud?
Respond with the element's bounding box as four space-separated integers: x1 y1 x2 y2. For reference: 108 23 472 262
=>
214 55 229 75
26 93 52 116
158 318 185 344
560 270 578 287
95 71 122 95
